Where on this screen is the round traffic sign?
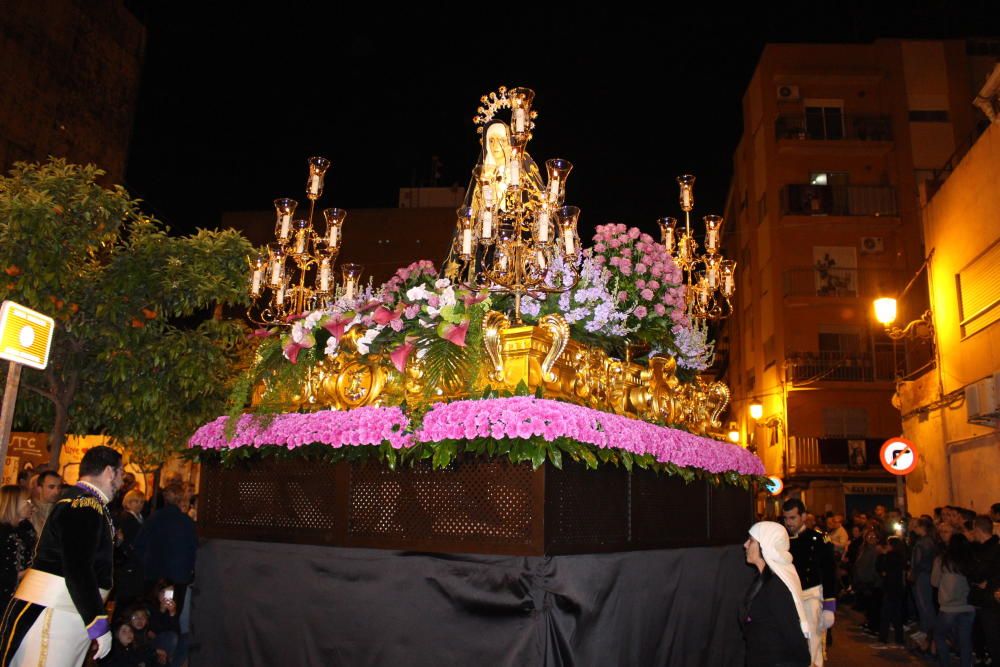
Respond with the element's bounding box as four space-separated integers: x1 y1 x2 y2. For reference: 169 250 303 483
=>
765 476 784 496
880 437 918 476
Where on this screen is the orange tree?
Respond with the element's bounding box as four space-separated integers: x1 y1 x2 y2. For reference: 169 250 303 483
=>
0 159 252 468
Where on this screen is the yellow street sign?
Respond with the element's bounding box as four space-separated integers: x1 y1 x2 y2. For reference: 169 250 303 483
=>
0 301 55 370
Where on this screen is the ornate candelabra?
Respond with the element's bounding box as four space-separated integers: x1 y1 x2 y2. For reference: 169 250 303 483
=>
447 86 581 323
658 176 736 320
248 157 361 325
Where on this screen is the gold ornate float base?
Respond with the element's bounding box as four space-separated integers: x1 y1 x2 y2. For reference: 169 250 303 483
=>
254 312 730 438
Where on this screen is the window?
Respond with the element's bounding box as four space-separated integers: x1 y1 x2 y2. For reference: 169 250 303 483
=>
957 237 1000 337
908 110 950 122
822 407 868 438
804 101 844 140
818 331 862 356
809 172 848 186
763 335 776 369
813 246 858 297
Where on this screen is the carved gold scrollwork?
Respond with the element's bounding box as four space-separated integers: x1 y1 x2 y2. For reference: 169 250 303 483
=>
706 381 730 429
482 310 510 383
335 360 386 408
537 314 570 383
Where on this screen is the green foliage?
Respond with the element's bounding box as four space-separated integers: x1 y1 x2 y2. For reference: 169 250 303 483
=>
0 159 254 467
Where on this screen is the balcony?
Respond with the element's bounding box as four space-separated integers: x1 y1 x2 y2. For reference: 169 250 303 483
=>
788 437 893 477
785 351 898 383
781 184 898 217
775 115 892 142
783 267 905 300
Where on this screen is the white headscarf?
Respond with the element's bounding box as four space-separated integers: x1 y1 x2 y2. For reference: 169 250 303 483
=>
748 521 811 638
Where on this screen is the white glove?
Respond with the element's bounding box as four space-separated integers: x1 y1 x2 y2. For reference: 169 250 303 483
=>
94 631 112 660
820 609 836 630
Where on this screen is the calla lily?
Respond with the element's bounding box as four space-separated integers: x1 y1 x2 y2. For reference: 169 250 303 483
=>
283 333 314 364
252 328 274 337
463 292 489 307
323 312 355 341
389 339 417 373
437 319 470 347
372 304 405 326
358 300 382 314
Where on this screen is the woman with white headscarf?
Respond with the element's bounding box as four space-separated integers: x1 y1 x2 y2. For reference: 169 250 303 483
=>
741 521 812 667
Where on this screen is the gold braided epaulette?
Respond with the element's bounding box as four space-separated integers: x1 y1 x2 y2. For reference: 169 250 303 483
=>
68 497 105 513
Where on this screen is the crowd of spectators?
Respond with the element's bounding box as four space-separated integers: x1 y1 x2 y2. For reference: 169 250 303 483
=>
1 467 199 667
814 501 1000 666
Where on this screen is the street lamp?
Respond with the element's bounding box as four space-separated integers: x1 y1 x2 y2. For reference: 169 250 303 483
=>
749 402 764 421
873 297 934 341
727 423 741 444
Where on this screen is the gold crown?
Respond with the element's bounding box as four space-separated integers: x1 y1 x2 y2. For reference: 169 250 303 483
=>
473 85 539 135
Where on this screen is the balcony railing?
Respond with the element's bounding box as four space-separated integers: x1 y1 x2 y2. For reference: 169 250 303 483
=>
783 267 905 299
781 184 898 217
788 437 889 475
775 115 892 142
785 351 898 383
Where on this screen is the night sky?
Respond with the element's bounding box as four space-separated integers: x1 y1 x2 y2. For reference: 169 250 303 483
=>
125 3 1000 244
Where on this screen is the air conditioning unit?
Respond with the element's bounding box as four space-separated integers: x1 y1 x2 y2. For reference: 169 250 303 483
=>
966 375 1000 425
777 85 800 101
860 236 885 254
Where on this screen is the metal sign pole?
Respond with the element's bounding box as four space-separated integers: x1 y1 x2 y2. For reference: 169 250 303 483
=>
0 360 23 466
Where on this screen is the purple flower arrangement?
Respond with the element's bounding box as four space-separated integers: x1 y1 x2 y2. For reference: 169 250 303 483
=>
518 224 713 369
189 397 764 477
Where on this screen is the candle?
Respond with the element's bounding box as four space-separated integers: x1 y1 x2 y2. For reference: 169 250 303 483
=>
563 228 575 255
279 214 291 240
549 178 560 201
328 225 339 248
251 268 263 296
482 184 494 206
513 108 526 133
537 210 550 243
707 267 719 288
681 188 693 210
270 258 284 285
319 259 331 292
275 283 286 305
345 278 356 300
294 230 307 254
537 250 548 270
724 275 735 295
664 229 675 252
461 228 473 256
308 173 322 196
481 210 493 239
706 230 718 252
508 159 520 186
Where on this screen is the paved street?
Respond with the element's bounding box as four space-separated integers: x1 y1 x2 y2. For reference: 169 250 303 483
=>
826 607 933 667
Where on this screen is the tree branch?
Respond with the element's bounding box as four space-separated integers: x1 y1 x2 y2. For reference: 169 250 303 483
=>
22 382 57 402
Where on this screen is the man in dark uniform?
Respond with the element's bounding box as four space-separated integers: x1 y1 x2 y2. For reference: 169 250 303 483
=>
783 498 838 666
0 446 123 666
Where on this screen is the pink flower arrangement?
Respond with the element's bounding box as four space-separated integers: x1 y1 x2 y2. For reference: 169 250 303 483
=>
189 405 413 450
189 397 764 477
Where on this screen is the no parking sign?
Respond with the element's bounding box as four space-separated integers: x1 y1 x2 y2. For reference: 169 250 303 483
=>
879 437 918 476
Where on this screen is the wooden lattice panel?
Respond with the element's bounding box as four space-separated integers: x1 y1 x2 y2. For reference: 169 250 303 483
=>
346 459 537 549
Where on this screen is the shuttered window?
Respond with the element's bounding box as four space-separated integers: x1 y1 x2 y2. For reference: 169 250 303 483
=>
957 237 1000 337
823 407 868 438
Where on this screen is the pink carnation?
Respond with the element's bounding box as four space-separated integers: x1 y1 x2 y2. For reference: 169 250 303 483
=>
634 306 648 318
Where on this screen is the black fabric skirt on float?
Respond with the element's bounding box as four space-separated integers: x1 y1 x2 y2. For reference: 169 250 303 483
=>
191 539 754 667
